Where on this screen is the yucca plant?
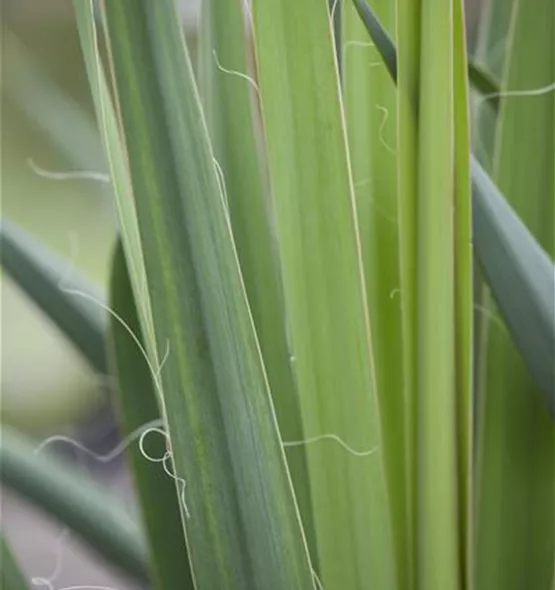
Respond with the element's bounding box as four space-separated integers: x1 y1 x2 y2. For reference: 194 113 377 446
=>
1 0 553 589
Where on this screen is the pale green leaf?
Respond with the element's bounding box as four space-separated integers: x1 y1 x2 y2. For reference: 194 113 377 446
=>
253 1 397 587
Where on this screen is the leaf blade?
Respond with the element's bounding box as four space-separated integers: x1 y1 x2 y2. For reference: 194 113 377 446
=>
109 241 194 589
252 1 398 587
77 2 315 588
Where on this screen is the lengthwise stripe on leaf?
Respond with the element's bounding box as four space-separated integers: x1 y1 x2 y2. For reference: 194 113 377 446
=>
109 242 194 590
453 2 474 586
197 0 316 563
353 0 555 412
343 2 407 588
81 2 314 589
415 1 464 587
252 1 397 588
352 0 500 109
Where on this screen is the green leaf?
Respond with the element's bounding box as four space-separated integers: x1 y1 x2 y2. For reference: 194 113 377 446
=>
472 161 555 412
353 0 555 410
109 241 194 589
76 2 314 588
73 0 155 355
0 427 149 582
414 1 465 587
0 218 107 374
353 0 500 107
1 536 28 590
198 0 316 563
475 0 555 586
343 2 407 587
252 1 397 588
453 2 474 586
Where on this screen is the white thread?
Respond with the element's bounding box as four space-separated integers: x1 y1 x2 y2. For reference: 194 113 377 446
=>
312 570 325 590
62 288 165 404
368 196 397 225
34 418 164 460
354 178 371 189
283 434 377 458
57 287 190 516
213 50 260 96
375 105 396 155
343 40 374 51
330 0 340 29
342 40 383 71
474 303 510 337
479 81 555 103
342 40 377 64
34 420 190 518
213 157 229 210
53 238 162 412
389 287 400 300
353 180 397 225
139 428 190 518
242 0 254 31
484 37 507 72
473 81 555 122
55 231 81 295
31 529 70 590
27 158 110 184
154 339 171 381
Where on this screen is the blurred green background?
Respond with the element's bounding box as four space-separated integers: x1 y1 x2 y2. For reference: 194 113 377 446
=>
2 6 115 431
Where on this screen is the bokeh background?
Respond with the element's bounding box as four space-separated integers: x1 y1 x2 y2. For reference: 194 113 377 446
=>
1 0 484 587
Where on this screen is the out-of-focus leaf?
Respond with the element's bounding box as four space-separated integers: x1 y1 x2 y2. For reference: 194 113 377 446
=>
475 0 555 586
109 241 194 589
0 427 149 582
467 61 501 110
3 30 107 175
0 218 107 374
1 536 28 590
472 162 555 412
